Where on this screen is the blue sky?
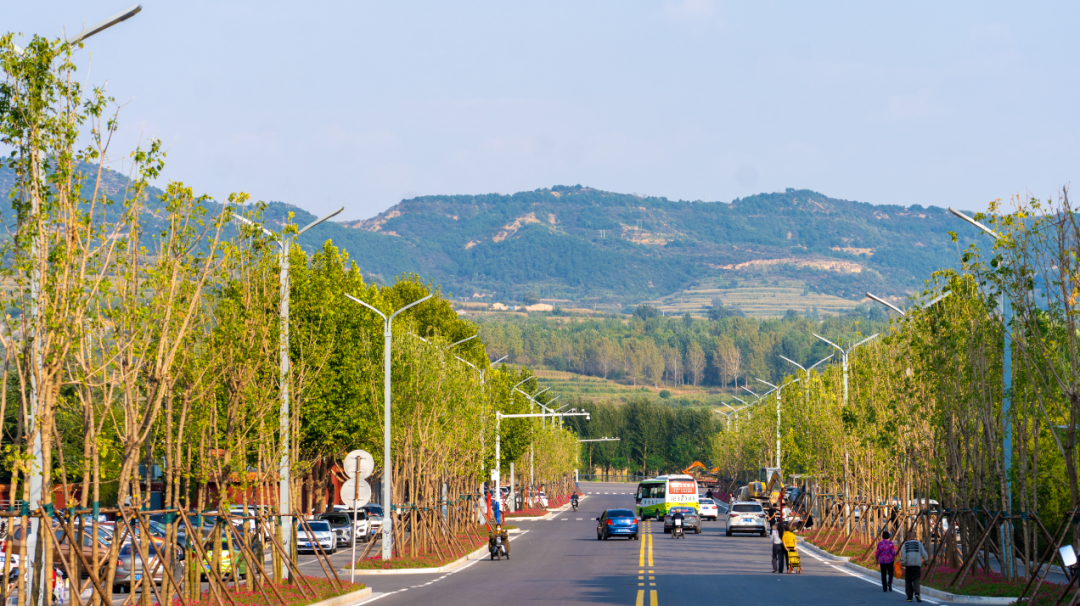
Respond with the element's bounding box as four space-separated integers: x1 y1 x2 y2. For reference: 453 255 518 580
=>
7 1 1079 219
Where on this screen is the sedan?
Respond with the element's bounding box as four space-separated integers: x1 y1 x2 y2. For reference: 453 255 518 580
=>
663 507 701 534
596 509 640 540
726 501 767 536
114 542 167 592
698 498 720 521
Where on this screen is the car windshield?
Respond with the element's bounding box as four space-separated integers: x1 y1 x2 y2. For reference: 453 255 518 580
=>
733 504 762 513
306 521 331 532
365 506 383 517
119 543 161 556
700 499 714 505
342 511 367 521
607 509 634 518
319 514 348 525
671 507 694 514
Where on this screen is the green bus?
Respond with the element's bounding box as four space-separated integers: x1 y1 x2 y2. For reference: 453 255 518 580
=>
634 474 699 519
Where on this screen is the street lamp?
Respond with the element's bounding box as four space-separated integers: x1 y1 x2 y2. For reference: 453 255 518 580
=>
948 206 1015 579
756 377 800 468
865 291 952 318
812 333 878 408
19 7 142 602
344 292 432 560
779 354 834 405
234 206 342 561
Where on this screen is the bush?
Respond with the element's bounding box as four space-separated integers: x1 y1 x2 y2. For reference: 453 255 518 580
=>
659 390 671 399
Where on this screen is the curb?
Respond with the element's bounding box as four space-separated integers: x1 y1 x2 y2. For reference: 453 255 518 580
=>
344 541 492 575
797 538 1017 605
311 587 373 606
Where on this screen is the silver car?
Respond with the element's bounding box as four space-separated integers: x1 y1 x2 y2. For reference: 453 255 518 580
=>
113 543 166 592
726 501 767 536
663 507 702 534
296 520 335 554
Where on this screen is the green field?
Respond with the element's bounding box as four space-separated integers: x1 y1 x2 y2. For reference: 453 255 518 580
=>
533 369 737 411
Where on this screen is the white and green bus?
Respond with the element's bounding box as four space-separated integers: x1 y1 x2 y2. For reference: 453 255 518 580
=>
634 474 699 519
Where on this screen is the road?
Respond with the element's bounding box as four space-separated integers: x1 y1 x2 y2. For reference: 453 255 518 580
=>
353 481 932 605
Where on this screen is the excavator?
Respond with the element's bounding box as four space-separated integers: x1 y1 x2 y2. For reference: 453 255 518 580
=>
738 467 785 506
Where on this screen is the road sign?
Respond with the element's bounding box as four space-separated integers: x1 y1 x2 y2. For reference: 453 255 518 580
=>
343 450 374 479
341 450 374 508
340 478 372 508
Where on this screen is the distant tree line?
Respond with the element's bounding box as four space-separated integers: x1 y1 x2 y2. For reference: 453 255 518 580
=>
477 305 890 390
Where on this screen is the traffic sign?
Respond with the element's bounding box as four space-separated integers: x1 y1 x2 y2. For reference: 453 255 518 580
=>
340 478 372 508
343 450 374 479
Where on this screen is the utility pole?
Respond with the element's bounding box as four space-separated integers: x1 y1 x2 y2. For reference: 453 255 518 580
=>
234 206 342 565
345 293 432 560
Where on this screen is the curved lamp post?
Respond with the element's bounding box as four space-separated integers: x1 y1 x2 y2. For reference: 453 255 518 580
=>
345 292 432 559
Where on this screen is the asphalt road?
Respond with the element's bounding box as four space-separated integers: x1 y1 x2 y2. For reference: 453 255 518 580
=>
354 481 937 606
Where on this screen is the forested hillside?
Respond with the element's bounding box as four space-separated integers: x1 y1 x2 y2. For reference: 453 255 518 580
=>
344 185 969 305
1 165 968 311
477 304 891 394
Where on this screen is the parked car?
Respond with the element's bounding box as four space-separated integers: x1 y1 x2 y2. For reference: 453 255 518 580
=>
113 542 167 592
726 501 767 536
317 513 354 547
596 509 639 541
296 520 335 554
698 498 720 521
200 536 248 580
361 505 384 537
663 507 701 534
339 510 373 543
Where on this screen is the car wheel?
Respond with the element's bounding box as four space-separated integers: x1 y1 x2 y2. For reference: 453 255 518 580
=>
603 532 609 541
726 529 732 537
597 531 602 541
696 526 701 534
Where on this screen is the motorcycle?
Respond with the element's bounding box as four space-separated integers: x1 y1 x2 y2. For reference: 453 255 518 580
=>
671 517 685 539
489 536 509 561
571 497 579 512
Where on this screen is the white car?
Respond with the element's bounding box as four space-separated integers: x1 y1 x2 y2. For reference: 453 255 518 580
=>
726 501 767 536
296 520 336 554
698 498 720 521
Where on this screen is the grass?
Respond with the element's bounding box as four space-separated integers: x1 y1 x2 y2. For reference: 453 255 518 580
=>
178 575 364 606
532 368 736 407
645 277 861 318
350 529 489 570
802 529 1071 603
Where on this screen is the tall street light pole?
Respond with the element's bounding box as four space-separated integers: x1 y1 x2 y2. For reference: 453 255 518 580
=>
20 7 142 604
234 206 342 563
948 207 1015 579
755 377 799 468
345 292 432 560
779 354 833 405
812 333 878 407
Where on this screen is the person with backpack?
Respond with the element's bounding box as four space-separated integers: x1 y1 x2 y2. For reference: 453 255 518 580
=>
875 530 897 592
900 535 929 602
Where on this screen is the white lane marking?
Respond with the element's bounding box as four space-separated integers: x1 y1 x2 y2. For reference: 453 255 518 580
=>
576 518 583 520
358 531 531 604
796 546 940 605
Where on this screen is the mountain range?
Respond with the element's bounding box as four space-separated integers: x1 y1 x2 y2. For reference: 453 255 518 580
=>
1 166 970 312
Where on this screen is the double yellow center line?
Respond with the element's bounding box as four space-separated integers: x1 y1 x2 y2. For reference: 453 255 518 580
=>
635 520 657 606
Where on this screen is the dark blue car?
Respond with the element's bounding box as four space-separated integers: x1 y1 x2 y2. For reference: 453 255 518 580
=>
596 509 640 540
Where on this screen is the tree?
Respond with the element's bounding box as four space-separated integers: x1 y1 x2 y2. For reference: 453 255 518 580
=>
715 337 742 390
686 341 706 386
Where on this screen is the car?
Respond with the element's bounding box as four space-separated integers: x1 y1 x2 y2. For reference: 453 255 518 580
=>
726 501 767 536
296 520 335 554
663 507 701 534
698 498 720 521
361 505 384 538
200 536 248 581
596 509 639 541
114 542 166 592
317 512 354 547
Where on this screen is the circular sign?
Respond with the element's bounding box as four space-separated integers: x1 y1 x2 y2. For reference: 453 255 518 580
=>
340 478 372 509
343 450 374 479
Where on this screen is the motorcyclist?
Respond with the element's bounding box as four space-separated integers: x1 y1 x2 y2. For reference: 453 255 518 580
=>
488 524 510 560
571 493 579 511
671 508 686 538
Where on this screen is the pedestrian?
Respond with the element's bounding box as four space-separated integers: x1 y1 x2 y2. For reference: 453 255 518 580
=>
771 521 787 573
875 530 897 593
900 535 928 602
705 488 714 500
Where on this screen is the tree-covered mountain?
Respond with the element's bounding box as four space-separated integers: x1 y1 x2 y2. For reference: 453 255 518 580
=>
341 185 968 303
1 166 968 307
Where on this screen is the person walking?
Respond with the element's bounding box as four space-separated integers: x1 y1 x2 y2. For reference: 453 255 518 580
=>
771 522 787 573
900 535 928 602
875 530 897 593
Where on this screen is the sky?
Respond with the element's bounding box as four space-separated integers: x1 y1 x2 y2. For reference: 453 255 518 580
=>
6 1 1080 220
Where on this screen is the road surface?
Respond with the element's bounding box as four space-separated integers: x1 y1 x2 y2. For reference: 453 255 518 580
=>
353 481 931 605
